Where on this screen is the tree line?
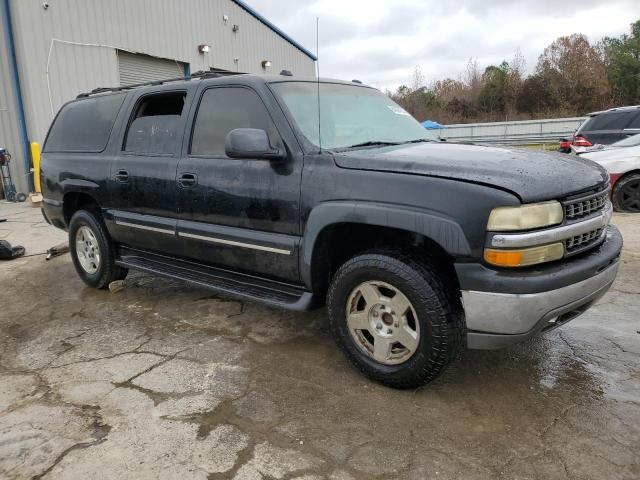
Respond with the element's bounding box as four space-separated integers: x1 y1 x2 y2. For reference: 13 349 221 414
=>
388 20 640 125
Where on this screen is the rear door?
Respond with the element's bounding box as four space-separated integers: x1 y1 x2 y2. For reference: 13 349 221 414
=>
107 87 194 255
175 84 302 282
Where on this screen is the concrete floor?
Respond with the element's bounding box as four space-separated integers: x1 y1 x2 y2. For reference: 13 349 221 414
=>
0 202 638 480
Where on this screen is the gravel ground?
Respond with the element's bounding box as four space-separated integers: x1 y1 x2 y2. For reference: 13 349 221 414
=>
0 202 638 480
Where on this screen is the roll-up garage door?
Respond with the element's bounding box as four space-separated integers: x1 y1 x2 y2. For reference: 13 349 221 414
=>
118 51 186 86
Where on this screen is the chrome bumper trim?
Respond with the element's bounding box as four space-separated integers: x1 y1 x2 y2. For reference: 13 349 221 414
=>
490 203 613 248
462 260 619 336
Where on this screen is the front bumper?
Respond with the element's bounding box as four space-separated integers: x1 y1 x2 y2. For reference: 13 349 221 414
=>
458 225 622 349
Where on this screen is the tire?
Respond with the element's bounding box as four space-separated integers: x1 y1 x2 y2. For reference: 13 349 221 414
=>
16 192 27 202
327 251 464 389
612 173 640 213
68 209 127 289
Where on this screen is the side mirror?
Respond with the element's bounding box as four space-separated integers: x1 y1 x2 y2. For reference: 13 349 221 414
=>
225 128 284 160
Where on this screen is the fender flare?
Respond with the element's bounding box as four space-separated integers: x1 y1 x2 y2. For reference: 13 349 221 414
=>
61 178 101 198
300 201 471 289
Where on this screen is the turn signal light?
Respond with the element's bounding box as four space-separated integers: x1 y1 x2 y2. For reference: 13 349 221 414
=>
484 243 564 268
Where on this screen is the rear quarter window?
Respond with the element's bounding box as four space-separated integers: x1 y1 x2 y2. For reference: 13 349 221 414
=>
580 110 637 132
44 93 126 153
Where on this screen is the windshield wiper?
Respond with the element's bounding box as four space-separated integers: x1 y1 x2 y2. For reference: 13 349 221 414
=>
400 139 434 144
340 141 402 150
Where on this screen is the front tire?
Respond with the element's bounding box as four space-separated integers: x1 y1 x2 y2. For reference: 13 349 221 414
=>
612 173 640 213
69 210 127 289
327 251 464 389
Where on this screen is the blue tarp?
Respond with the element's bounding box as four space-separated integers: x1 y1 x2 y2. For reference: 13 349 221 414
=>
421 120 443 129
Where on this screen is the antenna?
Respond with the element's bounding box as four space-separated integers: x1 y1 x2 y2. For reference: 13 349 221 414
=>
316 17 322 154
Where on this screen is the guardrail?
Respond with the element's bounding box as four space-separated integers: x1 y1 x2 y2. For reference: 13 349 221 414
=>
436 117 586 145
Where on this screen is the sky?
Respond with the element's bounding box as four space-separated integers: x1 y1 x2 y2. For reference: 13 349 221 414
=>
246 0 640 92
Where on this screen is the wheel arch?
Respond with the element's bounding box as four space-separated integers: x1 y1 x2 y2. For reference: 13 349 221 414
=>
301 201 470 297
612 169 640 188
62 190 101 225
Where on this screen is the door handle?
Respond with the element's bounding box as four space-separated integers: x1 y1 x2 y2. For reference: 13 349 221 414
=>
115 169 129 183
178 173 197 187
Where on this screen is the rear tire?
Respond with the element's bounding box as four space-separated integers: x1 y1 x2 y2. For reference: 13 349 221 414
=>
69 209 127 289
327 251 464 389
612 173 640 213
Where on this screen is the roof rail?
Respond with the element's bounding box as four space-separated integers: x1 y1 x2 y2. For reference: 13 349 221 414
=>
76 70 222 98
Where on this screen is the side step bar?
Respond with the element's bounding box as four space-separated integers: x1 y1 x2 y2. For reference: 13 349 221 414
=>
115 246 314 311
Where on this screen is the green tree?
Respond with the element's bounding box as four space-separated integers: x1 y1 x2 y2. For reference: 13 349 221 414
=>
478 62 509 115
600 20 640 105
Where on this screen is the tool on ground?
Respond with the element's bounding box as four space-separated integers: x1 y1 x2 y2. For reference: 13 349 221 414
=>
0 148 27 202
45 242 69 260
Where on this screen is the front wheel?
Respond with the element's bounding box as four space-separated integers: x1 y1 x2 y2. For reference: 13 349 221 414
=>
612 173 640 213
327 251 464 389
69 210 127 289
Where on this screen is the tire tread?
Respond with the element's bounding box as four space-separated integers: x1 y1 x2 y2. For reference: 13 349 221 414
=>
327 250 464 389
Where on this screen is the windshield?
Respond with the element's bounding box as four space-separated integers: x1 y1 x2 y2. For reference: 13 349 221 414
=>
270 81 437 150
612 133 640 147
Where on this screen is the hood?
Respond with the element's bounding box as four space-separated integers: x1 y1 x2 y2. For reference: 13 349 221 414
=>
334 142 608 203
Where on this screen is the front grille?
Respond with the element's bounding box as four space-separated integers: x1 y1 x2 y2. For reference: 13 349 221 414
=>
564 190 608 221
565 227 605 254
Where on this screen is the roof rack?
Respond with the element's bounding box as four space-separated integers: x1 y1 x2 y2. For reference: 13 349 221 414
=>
76 70 222 98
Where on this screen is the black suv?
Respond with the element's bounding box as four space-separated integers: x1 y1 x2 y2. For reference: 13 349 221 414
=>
561 106 640 152
41 74 622 388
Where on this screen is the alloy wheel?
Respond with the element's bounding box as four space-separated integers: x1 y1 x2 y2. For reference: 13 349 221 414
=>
75 226 101 274
345 281 420 365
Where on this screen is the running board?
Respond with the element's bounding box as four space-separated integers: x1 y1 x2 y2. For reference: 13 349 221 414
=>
115 247 314 311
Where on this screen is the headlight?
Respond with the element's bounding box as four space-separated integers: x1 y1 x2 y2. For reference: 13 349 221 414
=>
484 243 565 268
487 201 563 232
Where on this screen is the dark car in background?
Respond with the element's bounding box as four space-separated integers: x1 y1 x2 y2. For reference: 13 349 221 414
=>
559 105 640 153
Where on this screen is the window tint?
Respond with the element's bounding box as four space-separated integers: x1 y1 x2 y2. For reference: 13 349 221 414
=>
191 87 278 156
44 93 126 152
626 112 640 129
124 92 186 154
582 111 636 131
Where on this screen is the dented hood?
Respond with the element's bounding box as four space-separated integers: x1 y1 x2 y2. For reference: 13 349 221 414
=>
334 142 608 203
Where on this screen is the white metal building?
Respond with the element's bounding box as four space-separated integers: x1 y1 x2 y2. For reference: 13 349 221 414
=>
0 0 316 196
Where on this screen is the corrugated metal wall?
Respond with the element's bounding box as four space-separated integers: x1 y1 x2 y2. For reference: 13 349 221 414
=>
1 0 316 193
0 6 24 197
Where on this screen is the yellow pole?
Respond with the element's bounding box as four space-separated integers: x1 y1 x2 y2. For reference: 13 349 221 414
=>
30 142 41 193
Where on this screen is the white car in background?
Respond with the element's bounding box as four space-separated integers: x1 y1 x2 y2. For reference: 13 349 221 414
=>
582 144 640 212
572 132 640 155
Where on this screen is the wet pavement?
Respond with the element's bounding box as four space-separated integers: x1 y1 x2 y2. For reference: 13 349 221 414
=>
0 203 638 479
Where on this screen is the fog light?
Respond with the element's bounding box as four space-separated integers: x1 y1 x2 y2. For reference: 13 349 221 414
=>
484 242 564 267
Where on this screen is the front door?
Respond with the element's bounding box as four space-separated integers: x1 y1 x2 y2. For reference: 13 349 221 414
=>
108 89 191 256
176 85 302 282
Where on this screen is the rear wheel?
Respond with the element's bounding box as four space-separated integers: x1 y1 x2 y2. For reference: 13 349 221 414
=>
612 173 640 213
69 210 127 288
327 251 464 389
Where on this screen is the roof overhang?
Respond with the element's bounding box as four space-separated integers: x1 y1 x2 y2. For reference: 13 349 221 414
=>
231 0 317 61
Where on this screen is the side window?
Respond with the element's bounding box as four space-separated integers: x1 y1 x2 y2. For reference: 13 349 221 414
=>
44 93 126 153
124 92 186 155
626 112 640 129
191 87 278 157
585 111 635 131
